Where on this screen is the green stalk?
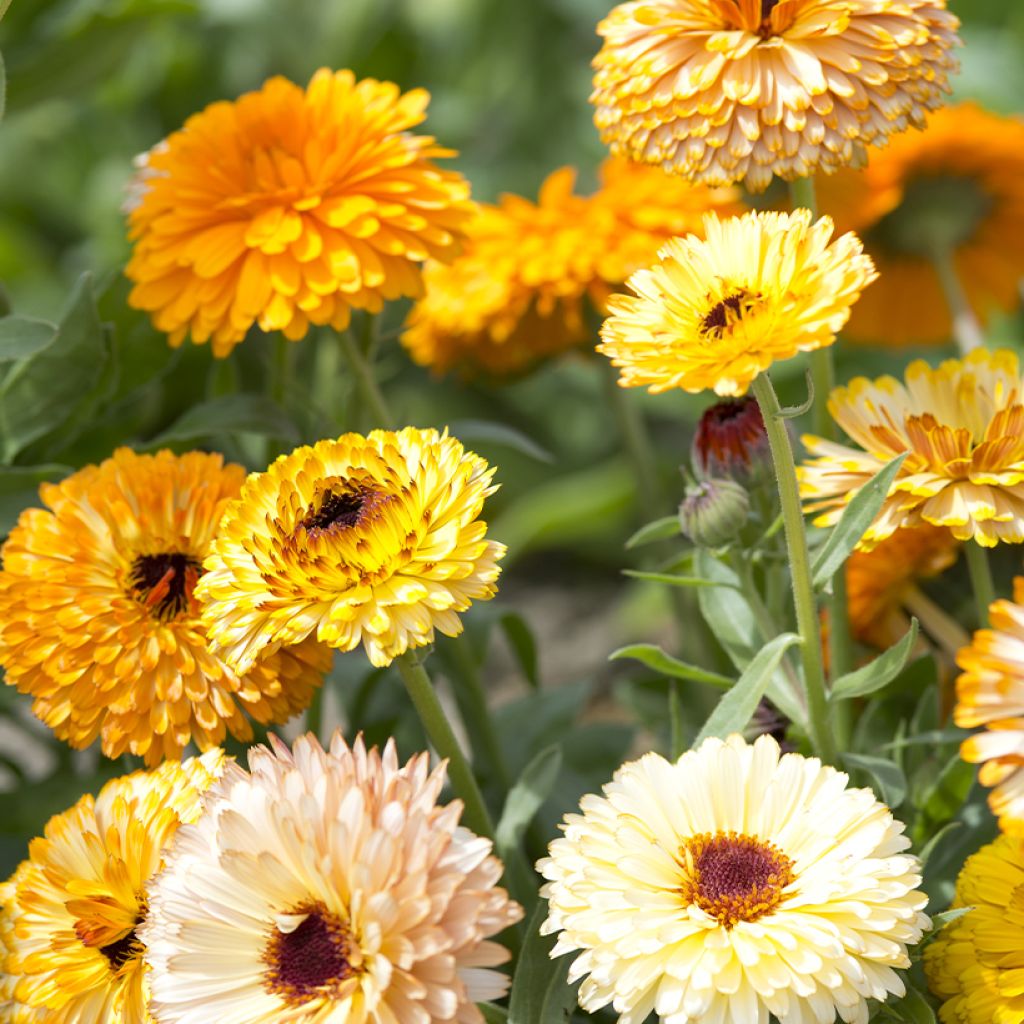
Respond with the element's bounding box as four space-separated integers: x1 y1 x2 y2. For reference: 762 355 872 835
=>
932 247 985 355
964 540 996 628
396 649 494 839
337 328 395 429
669 681 685 760
751 372 836 764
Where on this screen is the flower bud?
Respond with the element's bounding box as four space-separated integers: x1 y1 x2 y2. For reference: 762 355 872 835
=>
692 397 771 483
678 477 750 548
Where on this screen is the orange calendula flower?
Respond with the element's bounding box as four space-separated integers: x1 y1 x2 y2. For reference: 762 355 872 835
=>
126 68 471 357
401 159 739 377
591 0 961 191
818 103 1024 346
197 428 505 671
1 751 225 1024
956 578 1024 835
801 348 1024 549
0 449 329 765
598 208 875 396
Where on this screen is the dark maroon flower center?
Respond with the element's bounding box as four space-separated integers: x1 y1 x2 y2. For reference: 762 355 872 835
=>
702 294 744 334
100 930 140 972
129 552 201 619
264 905 356 1005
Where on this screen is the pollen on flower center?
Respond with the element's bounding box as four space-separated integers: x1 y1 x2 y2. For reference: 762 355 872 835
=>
263 904 357 1006
129 552 201 619
701 293 751 338
99 929 141 972
300 487 390 536
680 831 795 928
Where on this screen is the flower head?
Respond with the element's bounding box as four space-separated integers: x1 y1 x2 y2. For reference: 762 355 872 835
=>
678 477 750 547
197 427 505 671
955 578 1024 835
1 867 42 1024
401 160 739 377
0 449 328 765
539 734 928 1024
598 209 876 396
924 834 1024 1024
818 103 1024 346
2 751 225 1024
591 0 961 191
800 348 1024 549
692 396 771 482
141 732 522 1023
126 68 471 356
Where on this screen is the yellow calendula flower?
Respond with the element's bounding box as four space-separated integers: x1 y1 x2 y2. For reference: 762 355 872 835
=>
591 0 961 191
401 159 739 377
197 427 505 671
818 103 1024 346
924 834 1024 1024
142 733 522 1024
0 449 329 765
956 578 1024 835
2 751 225 1024
126 68 471 357
801 348 1024 549
598 209 876 397
1 868 42 1024
539 734 929 1024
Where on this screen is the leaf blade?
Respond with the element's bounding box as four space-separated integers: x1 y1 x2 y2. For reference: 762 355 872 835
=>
610 644 733 689
507 899 577 1024
830 620 919 700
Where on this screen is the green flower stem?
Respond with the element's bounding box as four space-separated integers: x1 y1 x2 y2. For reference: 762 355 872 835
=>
751 372 837 764
337 327 395 429
669 681 685 760
932 247 985 355
396 649 495 840
965 540 996 628
602 363 662 514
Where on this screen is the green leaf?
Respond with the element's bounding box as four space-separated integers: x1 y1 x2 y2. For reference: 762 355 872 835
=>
625 515 680 549
918 822 961 869
500 612 540 689
0 0 11 24
883 985 937 1024
507 899 577 1024
622 569 730 589
928 906 973 932
830 620 919 700
448 419 554 463
844 752 907 808
0 50 6 122
0 274 110 462
0 316 58 361
694 632 801 745
145 394 300 447
610 644 733 689
0 464 71 534
479 1005 508 1024
496 745 562 861
810 453 908 589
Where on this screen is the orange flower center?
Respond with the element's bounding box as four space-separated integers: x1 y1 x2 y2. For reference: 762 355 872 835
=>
263 904 359 1006
679 831 794 928
129 552 201 619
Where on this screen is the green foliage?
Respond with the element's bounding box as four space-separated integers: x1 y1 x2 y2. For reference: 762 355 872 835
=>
508 900 577 1024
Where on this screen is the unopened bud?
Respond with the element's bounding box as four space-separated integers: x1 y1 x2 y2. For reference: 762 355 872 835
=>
692 397 771 483
678 477 750 549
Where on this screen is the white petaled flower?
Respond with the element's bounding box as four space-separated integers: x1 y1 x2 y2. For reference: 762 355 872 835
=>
141 732 522 1024
538 734 928 1024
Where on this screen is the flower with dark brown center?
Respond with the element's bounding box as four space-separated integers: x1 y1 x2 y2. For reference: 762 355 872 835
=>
692 396 771 482
129 552 201 619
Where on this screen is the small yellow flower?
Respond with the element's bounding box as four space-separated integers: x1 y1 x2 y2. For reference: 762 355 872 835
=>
819 103 1024 346
197 427 505 671
126 68 471 356
801 348 1024 549
924 834 1024 1024
1 867 42 1024
0 449 328 765
591 0 961 191
1 751 225 1024
598 209 876 397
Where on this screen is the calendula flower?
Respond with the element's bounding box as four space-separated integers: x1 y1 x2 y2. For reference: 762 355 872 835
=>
1 868 42 1024
401 160 739 377
197 428 504 671
846 525 960 650
955 578 1024 835
2 751 225 1024
598 209 876 397
0 449 328 765
126 68 470 357
691 396 771 483
142 732 522 1023
818 103 1024 346
801 348 1024 549
924 834 1024 1024
591 0 960 191
539 734 928 1024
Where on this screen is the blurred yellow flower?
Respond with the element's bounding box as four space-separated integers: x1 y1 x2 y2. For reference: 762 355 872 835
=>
801 349 1024 548
598 208 875 396
401 160 739 376
2 752 224 1024
0 449 328 765
126 68 471 357
924 834 1024 1024
818 103 1024 346
197 428 505 670
591 0 960 191
0 867 42 1024
956 578 1024 835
